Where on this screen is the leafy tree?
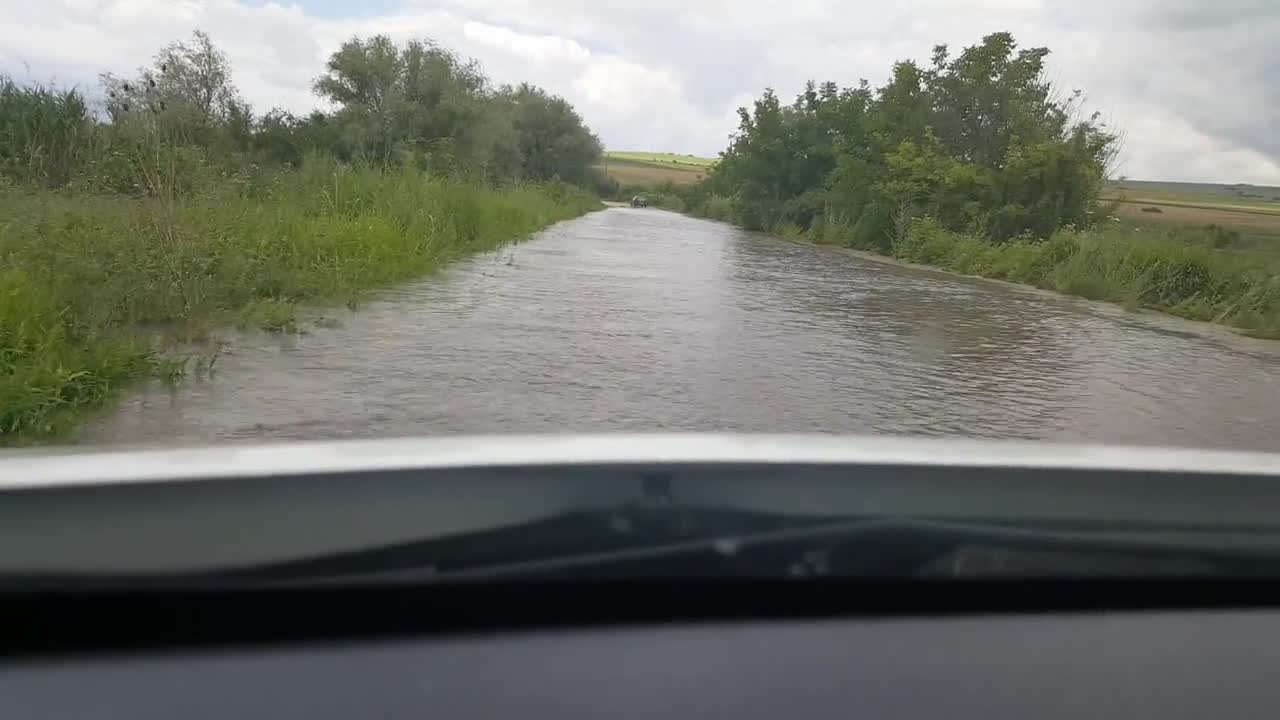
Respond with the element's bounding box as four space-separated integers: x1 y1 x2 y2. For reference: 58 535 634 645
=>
311 36 601 182
501 83 602 184
315 35 497 172
313 35 402 113
101 30 243 138
252 109 340 167
705 31 1118 242
6 30 605 193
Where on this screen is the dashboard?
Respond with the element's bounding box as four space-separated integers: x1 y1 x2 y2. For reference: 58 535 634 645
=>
7 435 1280 717
5 601 1280 718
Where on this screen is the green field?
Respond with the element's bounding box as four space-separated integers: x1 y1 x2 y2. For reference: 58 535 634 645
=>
1104 180 1280 213
605 151 717 168
1099 180 1280 249
598 151 716 187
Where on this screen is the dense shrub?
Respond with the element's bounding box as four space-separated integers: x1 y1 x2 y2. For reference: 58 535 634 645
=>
703 33 1116 240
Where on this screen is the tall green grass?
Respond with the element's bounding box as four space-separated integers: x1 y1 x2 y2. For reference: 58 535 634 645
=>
0 77 97 188
0 158 599 441
887 218 1280 337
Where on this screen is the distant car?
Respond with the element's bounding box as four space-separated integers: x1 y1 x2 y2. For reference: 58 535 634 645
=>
631 195 649 208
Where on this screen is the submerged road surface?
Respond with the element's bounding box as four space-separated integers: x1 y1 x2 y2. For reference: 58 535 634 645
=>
82 207 1280 450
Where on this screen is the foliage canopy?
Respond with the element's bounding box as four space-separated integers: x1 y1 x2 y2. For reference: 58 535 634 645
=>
700 32 1118 244
1 30 604 190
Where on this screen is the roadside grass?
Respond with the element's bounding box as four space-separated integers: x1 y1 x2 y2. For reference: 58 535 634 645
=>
885 218 1280 339
682 192 1280 339
0 159 600 442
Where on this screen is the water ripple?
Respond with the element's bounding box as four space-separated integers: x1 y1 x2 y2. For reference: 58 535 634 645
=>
81 207 1280 451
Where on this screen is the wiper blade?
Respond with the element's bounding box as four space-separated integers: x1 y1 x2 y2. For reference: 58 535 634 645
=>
0 506 832 591
415 516 1280 583
9 513 1280 591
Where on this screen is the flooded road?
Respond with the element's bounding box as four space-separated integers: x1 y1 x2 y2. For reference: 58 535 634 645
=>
83 207 1280 450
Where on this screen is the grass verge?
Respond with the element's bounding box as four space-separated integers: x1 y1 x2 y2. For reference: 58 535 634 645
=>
881 219 1280 338
0 159 600 442
683 195 1280 339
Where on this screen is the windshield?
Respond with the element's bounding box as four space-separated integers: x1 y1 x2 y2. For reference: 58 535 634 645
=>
2 2 1280 580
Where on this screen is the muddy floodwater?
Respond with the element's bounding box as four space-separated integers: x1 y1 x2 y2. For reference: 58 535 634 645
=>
82 207 1280 450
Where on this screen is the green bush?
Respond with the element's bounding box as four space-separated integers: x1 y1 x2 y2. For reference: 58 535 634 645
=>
850 203 892 251
700 195 733 221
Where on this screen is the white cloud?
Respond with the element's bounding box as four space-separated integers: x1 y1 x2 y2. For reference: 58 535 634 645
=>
462 21 589 65
3 0 1279 183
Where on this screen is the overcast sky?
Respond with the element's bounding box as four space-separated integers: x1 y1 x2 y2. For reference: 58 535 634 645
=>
3 0 1278 183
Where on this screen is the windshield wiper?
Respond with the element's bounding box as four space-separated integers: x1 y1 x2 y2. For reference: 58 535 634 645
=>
360 515 1280 583
0 506 828 591
8 509 1280 591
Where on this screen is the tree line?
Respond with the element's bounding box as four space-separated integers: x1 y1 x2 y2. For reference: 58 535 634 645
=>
1 30 607 193
685 32 1119 247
